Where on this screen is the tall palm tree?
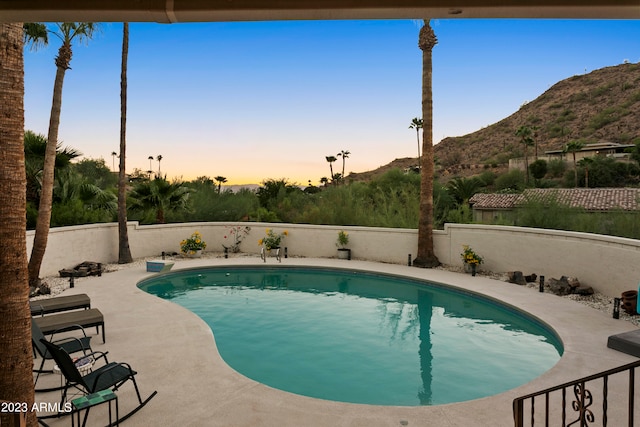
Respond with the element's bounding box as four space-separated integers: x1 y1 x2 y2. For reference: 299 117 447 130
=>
413 20 440 269
214 176 227 193
118 22 133 263
157 154 163 175
564 139 586 187
111 151 117 170
148 155 154 176
516 125 534 185
325 155 337 184
0 23 36 426
409 117 423 166
337 150 350 181
24 22 99 288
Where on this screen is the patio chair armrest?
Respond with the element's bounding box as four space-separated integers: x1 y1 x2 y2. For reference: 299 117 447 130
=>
51 335 92 352
86 350 109 365
49 323 88 341
92 361 134 383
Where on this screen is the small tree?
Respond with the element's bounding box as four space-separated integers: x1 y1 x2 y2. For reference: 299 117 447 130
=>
529 159 548 186
409 117 423 165
337 150 350 182
564 139 586 187
325 156 337 184
516 125 534 186
214 176 227 194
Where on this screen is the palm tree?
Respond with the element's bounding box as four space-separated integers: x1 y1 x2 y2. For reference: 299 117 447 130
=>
564 139 586 187
409 117 423 166
128 177 190 223
111 151 117 170
24 22 99 288
156 154 163 175
118 22 133 263
337 150 350 181
516 125 535 185
214 176 227 194
148 155 154 176
413 20 440 269
23 130 81 206
325 155 337 184
447 177 483 205
0 23 36 425
319 177 329 187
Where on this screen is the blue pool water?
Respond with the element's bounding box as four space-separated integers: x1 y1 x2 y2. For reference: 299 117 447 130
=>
138 266 562 406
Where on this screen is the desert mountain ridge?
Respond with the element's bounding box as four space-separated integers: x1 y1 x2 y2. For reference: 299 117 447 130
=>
350 62 640 182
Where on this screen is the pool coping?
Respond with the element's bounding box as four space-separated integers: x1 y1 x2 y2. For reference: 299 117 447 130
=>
36 257 640 427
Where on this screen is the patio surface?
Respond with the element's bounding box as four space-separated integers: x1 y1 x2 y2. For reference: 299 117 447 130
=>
35 256 640 426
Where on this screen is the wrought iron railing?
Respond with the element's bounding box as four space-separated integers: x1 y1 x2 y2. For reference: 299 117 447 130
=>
513 359 640 427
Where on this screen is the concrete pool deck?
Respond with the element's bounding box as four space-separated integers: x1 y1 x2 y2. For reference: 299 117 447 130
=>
35 256 640 426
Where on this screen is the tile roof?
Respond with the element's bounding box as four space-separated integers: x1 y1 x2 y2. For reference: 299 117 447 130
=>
469 188 640 211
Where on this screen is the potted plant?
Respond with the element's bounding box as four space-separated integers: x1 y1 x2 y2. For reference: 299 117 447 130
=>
259 228 288 252
336 230 351 260
460 244 483 275
180 231 207 257
222 225 251 254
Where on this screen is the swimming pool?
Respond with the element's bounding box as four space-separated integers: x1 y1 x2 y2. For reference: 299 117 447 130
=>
138 266 562 406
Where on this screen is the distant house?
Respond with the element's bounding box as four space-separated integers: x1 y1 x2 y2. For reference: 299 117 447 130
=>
469 188 640 223
509 141 635 172
545 141 635 163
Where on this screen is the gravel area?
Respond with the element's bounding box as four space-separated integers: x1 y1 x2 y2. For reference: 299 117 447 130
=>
32 252 640 327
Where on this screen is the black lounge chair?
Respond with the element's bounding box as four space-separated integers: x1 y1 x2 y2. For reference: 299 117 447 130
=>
30 293 91 316
40 339 157 425
34 308 105 343
32 320 103 392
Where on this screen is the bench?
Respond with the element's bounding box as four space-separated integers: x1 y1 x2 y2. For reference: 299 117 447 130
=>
30 293 91 316
34 308 106 343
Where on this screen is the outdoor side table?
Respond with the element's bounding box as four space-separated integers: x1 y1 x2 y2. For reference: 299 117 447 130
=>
71 389 119 427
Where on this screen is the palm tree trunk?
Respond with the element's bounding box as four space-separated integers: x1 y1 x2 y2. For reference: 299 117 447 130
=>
416 128 421 164
118 22 133 263
0 23 37 427
413 20 440 269
28 43 70 287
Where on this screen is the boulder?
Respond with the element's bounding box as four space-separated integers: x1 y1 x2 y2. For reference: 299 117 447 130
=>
507 271 527 286
59 261 103 278
548 276 572 295
574 285 594 296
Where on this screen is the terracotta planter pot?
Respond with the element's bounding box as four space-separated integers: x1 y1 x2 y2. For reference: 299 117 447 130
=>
621 290 637 315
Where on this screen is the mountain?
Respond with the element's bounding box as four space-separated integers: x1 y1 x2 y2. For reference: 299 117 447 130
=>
433 62 640 178
349 62 640 182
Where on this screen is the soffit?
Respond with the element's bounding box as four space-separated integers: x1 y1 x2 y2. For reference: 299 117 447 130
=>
1 0 639 22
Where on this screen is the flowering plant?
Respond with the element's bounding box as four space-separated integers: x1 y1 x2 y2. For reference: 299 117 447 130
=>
180 231 207 254
222 225 251 253
258 228 288 250
461 245 483 265
336 230 349 248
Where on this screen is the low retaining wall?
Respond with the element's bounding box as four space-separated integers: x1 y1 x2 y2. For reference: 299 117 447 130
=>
27 222 640 298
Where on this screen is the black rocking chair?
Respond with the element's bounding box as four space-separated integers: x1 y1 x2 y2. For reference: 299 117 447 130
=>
32 320 103 392
40 339 157 426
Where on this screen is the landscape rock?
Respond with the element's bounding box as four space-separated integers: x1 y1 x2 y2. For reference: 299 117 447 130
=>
574 285 594 296
507 271 527 286
548 276 584 296
59 261 103 278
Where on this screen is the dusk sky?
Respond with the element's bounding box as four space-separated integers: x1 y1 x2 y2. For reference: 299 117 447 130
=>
23 19 640 185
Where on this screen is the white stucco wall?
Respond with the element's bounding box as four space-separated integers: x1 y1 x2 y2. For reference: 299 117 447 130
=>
27 222 640 298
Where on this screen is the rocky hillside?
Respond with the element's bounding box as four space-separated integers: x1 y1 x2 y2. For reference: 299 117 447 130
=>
434 62 640 177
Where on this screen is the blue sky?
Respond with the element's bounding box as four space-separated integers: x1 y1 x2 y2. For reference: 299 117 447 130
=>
24 19 640 185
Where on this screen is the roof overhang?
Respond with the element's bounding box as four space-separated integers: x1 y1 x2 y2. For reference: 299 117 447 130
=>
1 0 639 23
